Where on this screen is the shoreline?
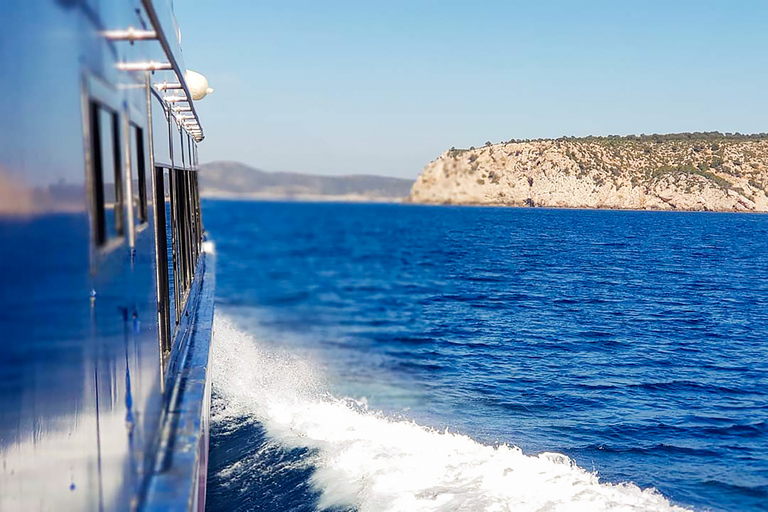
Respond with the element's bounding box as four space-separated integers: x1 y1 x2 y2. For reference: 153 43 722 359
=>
201 193 768 214
405 199 768 214
200 191 406 204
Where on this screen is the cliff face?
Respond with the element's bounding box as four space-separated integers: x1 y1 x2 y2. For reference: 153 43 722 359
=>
409 135 768 211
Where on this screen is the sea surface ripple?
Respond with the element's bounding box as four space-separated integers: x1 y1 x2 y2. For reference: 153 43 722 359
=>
204 201 768 512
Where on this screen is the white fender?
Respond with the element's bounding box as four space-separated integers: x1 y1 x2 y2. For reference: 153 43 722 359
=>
185 69 214 101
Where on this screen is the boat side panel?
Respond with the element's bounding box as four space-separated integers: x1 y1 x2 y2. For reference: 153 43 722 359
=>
144 252 215 512
0 1 204 510
1 3 104 510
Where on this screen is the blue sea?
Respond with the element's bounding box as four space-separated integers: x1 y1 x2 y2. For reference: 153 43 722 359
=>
203 200 768 512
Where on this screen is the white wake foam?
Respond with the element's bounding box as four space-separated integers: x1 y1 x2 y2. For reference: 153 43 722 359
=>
212 315 688 511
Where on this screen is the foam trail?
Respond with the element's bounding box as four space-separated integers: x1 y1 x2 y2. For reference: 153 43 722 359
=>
212 315 689 512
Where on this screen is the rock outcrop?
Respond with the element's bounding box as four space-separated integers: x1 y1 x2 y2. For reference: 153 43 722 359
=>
409 134 768 211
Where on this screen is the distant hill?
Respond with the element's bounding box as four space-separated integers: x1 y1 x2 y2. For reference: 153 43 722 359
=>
199 161 413 202
411 132 768 211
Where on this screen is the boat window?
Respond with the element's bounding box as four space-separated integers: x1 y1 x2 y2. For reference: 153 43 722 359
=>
131 125 148 224
165 169 180 321
191 170 200 261
154 164 204 361
89 101 124 246
177 168 192 290
154 166 173 356
151 156 205 357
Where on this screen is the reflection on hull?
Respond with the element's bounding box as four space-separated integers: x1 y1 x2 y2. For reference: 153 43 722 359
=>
0 0 214 510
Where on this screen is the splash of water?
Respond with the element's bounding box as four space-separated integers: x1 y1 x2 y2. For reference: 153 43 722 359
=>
211 315 688 511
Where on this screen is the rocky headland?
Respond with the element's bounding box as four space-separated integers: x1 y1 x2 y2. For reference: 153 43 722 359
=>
409 133 768 211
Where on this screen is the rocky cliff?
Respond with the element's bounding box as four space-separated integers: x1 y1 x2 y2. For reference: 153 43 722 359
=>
409 133 768 211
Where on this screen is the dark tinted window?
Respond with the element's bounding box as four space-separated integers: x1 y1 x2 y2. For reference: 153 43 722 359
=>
131 125 148 224
90 102 123 246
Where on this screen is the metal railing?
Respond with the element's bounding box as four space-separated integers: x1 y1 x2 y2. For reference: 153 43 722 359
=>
106 1 205 141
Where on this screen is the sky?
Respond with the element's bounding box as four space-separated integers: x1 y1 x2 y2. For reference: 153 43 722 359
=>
176 0 768 179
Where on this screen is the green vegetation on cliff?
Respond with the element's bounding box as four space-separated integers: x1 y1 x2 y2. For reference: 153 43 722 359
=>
411 132 768 211
506 131 768 144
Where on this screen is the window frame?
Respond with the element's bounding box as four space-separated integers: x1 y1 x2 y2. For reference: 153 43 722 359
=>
82 73 126 254
124 100 150 250
130 122 149 228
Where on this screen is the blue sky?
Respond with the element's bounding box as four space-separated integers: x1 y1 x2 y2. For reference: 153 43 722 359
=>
177 0 768 179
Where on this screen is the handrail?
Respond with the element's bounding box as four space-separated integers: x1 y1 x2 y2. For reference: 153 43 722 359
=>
140 0 204 141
